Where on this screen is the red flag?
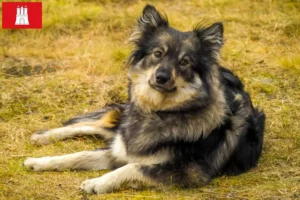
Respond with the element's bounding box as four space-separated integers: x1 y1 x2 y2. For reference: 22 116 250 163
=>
2 2 42 29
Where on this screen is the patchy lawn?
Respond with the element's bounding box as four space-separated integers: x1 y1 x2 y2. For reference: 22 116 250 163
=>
0 0 299 199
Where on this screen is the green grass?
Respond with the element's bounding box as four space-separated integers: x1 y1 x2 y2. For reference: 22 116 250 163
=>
1 0 300 199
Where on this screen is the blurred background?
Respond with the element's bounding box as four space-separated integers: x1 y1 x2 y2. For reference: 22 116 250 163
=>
0 0 299 199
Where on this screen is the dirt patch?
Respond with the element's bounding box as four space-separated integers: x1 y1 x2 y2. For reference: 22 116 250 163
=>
1 56 57 78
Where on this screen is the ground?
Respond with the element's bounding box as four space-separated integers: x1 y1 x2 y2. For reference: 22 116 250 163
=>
0 0 300 199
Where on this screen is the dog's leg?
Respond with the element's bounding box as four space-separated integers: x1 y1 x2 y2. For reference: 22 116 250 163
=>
31 108 122 145
80 163 210 194
30 122 114 145
24 149 114 171
80 163 154 194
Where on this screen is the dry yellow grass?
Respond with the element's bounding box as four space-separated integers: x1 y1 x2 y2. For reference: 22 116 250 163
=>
1 0 300 199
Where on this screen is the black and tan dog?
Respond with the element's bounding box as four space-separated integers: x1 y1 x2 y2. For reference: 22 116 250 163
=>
24 5 265 194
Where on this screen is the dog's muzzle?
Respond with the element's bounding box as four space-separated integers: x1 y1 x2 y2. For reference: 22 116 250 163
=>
149 68 176 93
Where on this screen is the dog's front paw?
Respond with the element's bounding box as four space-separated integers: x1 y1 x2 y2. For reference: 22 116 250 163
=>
31 130 51 145
80 177 111 194
24 157 51 171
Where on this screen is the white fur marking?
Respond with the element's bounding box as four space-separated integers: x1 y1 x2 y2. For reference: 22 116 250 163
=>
111 134 172 165
80 163 153 194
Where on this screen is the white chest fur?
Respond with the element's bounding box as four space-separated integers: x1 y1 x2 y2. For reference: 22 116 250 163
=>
111 134 173 165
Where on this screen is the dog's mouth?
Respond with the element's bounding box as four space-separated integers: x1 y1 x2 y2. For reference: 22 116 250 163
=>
149 82 177 93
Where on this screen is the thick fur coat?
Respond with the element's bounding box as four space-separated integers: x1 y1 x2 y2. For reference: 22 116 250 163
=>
24 5 265 194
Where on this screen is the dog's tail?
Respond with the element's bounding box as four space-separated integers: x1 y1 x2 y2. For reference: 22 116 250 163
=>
221 108 266 176
247 108 266 159
62 104 126 128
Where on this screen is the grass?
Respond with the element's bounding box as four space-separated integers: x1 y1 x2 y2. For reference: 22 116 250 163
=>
1 0 300 199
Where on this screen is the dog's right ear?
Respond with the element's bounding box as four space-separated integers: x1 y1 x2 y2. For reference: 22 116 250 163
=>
130 5 168 43
138 5 168 30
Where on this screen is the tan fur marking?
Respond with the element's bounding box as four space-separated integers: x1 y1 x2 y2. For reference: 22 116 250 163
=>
129 68 204 113
171 68 176 79
70 109 121 128
99 109 122 128
158 32 172 44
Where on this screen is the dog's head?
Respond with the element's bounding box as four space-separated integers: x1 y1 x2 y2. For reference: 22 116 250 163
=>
128 5 224 113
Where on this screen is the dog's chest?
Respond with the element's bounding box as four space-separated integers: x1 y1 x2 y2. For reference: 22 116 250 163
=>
110 133 173 165
117 109 211 155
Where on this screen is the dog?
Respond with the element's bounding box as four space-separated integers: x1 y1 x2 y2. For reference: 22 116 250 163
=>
24 5 266 194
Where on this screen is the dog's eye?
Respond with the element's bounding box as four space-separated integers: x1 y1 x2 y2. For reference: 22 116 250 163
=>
179 59 189 66
154 51 163 58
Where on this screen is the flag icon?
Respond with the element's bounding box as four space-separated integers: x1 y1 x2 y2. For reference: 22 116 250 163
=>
2 2 42 29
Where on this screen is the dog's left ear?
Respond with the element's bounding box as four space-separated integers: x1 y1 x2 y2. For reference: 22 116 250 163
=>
195 22 224 51
130 5 168 43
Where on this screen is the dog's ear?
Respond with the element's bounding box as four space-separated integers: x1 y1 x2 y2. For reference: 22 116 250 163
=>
130 5 168 43
139 5 168 30
195 22 224 51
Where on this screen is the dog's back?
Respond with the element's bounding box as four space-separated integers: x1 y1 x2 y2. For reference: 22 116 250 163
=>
218 67 266 176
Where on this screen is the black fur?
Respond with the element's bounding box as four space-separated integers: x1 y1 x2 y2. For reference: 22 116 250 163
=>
221 109 265 175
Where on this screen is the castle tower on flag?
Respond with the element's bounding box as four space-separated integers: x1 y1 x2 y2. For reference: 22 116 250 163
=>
15 6 29 25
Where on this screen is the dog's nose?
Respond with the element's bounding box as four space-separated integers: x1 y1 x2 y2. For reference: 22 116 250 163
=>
156 70 171 84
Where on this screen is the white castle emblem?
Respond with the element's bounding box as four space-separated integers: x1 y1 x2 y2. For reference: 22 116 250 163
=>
15 6 29 25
